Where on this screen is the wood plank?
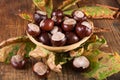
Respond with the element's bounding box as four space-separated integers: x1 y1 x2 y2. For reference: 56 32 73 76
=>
0 0 120 80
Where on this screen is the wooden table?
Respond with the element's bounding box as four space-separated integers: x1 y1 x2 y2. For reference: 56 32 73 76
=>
0 0 120 80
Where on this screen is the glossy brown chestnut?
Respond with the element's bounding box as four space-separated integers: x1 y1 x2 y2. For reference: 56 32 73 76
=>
72 10 87 21
11 55 26 69
27 23 40 37
33 62 49 78
51 9 63 25
38 32 51 46
65 32 79 45
51 32 66 46
34 10 47 25
76 21 92 39
40 18 54 31
52 9 63 18
62 18 76 32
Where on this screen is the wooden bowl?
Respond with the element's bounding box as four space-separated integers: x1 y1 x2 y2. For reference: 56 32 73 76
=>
27 21 94 52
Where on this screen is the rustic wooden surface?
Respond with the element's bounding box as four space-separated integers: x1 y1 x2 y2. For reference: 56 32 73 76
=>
0 0 120 80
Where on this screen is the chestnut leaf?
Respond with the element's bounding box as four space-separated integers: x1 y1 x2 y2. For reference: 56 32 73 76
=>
45 0 53 18
58 0 80 11
63 6 116 19
32 0 53 18
83 35 107 51
32 0 46 11
83 50 120 80
79 6 116 19
18 13 33 22
0 36 36 63
5 45 19 64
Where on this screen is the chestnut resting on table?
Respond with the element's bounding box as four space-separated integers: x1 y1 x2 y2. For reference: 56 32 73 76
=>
33 62 50 78
11 55 26 69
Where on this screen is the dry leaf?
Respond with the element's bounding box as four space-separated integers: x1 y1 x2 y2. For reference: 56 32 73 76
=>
32 0 53 18
33 0 46 11
59 0 80 11
83 50 120 80
18 13 33 22
47 53 62 72
29 46 49 59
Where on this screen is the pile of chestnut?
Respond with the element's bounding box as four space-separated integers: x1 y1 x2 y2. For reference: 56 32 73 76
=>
27 9 92 46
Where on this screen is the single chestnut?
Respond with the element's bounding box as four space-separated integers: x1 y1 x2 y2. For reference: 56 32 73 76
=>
65 32 79 45
38 32 51 46
33 62 49 78
52 9 63 18
76 21 92 39
62 18 76 32
73 56 90 69
40 18 54 31
51 32 66 46
72 10 87 21
27 23 40 37
51 9 63 25
11 55 26 69
34 10 47 25
50 26 62 34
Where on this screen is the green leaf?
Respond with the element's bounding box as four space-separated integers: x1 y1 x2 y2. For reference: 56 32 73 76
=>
59 0 80 11
24 42 36 58
63 9 75 15
55 52 71 65
18 13 33 22
79 6 116 19
45 0 53 18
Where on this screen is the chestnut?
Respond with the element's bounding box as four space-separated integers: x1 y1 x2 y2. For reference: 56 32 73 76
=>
62 18 76 32
27 23 40 37
51 32 66 46
11 55 26 69
76 21 92 39
52 16 62 25
40 18 54 31
38 32 51 46
50 26 62 34
52 9 63 18
34 10 47 25
51 9 63 25
72 10 87 21
33 62 49 78
65 32 79 45
73 56 90 69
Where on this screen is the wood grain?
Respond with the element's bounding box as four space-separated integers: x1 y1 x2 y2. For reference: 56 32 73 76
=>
0 0 120 80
